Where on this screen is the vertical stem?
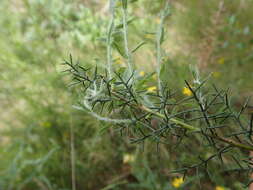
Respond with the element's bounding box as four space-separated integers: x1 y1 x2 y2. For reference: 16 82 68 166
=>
107 0 116 80
70 113 76 190
250 151 253 190
121 0 133 74
156 2 170 95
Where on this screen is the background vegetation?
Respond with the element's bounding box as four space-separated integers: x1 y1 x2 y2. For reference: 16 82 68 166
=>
0 0 252 189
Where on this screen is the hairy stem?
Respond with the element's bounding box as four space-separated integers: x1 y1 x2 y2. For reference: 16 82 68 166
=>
121 0 133 73
156 2 170 95
106 0 116 80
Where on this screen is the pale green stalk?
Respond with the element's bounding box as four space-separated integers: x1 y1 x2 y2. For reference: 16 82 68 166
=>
70 113 76 190
156 2 170 94
107 0 116 80
121 0 133 74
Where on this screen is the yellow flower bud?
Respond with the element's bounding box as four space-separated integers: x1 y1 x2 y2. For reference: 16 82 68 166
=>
139 71 145 76
182 87 192 96
215 186 225 190
147 86 157 92
123 154 135 164
172 177 184 188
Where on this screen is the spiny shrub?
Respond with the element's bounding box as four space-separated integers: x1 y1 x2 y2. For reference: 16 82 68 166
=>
65 0 253 187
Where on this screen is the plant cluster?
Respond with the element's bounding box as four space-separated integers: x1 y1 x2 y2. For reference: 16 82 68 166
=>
1 0 253 189
65 0 253 187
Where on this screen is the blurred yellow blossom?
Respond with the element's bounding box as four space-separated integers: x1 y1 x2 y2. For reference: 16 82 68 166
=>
147 86 157 92
215 186 225 190
212 71 221 78
123 154 135 164
114 56 123 65
183 87 192 96
217 57 225 64
139 71 145 76
172 177 184 188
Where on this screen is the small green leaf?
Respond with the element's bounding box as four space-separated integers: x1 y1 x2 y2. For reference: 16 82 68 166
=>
121 0 127 9
116 17 136 29
131 41 146 53
160 28 165 44
99 124 112 134
113 41 126 58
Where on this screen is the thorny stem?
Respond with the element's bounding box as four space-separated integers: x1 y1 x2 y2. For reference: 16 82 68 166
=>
111 91 253 151
65 55 253 152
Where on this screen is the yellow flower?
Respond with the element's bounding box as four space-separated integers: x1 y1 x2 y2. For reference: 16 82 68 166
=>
147 86 157 93
212 71 221 78
215 186 225 190
182 87 192 96
114 56 123 65
123 154 135 164
217 57 225 64
139 71 145 76
172 177 184 188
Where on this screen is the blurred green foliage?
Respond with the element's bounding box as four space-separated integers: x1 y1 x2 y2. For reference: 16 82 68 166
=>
0 0 252 190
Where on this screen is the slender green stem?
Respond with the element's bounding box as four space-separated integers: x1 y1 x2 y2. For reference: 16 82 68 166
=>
156 2 170 95
141 105 198 132
211 135 253 151
121 0 133 74
111 91 253 151
70 113 76 190
107 0 116 80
